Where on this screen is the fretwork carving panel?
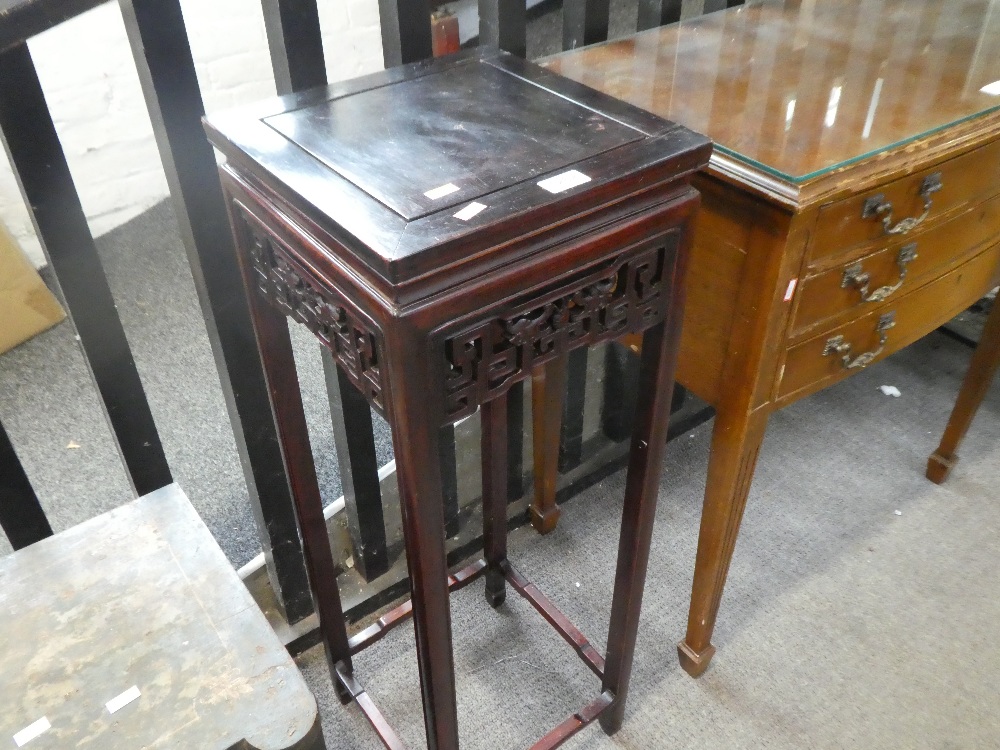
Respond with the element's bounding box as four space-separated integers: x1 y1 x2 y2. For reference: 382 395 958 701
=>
443 241 674 421
236 204 387 414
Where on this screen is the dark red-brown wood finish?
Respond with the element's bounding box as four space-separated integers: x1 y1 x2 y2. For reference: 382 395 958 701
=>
207 48 710 750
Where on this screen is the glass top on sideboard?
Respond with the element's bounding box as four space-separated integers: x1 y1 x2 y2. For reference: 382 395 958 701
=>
544 0 1000 183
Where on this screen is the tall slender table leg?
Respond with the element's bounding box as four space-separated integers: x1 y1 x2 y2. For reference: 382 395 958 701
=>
482 392 509 608
234 227 353 700
600 282 687 734
678 401 769 677
927 300 1000 483
384 327 459 750
531 357 567 534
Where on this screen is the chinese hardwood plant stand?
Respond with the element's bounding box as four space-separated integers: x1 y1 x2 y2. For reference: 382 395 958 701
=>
205 48 710 750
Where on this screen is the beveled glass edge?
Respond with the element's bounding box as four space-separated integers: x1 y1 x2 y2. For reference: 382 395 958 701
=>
540 3 1000 186
723 104 1000 185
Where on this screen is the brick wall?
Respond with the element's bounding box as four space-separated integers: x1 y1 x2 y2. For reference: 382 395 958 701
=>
0 0 384 268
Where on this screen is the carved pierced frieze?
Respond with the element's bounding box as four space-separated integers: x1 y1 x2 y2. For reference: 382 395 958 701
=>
237 206 387 413
443 244 672 420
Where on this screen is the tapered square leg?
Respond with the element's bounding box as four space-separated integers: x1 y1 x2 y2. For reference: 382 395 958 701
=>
530 358 566 534
385 330 460 750
234 231 354 702
601 306 685 733
679 405 768 678
927 297 1000 484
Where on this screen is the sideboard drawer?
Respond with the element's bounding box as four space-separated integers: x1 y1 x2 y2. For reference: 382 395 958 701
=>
792 192 1000 336
778 241 1000 401
807 139 1000 265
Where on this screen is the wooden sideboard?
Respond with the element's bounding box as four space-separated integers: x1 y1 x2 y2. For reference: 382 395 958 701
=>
545 0 1000 675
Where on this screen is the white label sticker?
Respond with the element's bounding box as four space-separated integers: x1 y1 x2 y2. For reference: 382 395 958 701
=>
453 202 487 221
14 717 50 747
423 183 460 200
784 278 798 302
537 170 591 194
106 686 141 714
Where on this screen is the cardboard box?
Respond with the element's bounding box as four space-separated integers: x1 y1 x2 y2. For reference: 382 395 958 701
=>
0 224 65 354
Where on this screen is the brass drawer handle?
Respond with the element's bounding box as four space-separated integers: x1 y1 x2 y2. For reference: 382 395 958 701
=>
823 312 896 370
862 172 942 235
841 244 917 303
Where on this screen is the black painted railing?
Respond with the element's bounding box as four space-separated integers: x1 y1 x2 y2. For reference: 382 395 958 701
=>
0 0 314 624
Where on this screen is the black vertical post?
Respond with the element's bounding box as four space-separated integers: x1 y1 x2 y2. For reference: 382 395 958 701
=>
0 43 172 498
439 424 462 538
563 0 611 51
260 0 327 94
117 0 313 623
0 418 53 550
324 356 390 582
378 0 433 67
702 0 732 13
601 343 641 442
671 383 688 413
479 0 527 59
637 0 683 30
506 380 525 502
558 347 589 472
